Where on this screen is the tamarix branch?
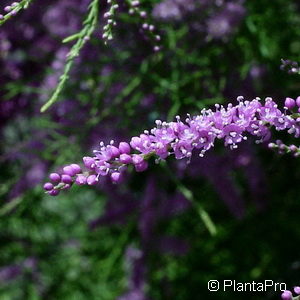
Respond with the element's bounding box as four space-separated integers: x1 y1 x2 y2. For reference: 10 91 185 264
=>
43 96 300 196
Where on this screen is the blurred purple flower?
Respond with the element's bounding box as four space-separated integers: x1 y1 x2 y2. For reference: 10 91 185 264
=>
0 257 37 283
43 0 90 38
207 2 246 39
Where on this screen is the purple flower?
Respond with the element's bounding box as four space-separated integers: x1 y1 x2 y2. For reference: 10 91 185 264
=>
0 257 37 283
223 124 244 147
152 0 196 21
44 96 300 196
152 0 183 20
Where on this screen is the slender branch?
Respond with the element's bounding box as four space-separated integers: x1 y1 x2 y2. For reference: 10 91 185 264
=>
40 0 99 113
0 0 33 26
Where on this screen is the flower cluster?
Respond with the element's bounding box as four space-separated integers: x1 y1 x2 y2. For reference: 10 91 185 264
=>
44 96 300 196
273 96 300 157
281 286 300 300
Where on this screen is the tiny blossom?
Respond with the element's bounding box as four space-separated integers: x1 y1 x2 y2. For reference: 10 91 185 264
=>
111 172 121 183
44 97 300 196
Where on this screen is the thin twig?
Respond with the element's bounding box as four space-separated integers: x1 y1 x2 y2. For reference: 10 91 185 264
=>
40 0 99 113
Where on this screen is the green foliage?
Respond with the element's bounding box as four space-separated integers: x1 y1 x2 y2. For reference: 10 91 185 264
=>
1 0 300 299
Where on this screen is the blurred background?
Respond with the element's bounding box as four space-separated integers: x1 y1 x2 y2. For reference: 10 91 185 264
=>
1 0 300 299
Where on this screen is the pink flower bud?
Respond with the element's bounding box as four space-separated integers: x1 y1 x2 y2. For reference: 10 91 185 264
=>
70 164 81 174
83 157 95 169
119 154 132 164
43 182 54 191
111 172 121 183
49 173 60 182
75 174 87 185
132 154 143 165
87 175 97 185
108 145 120 158
61 174 72 184
63 165 76 176
135 160 148 172
284 97 295 110
49 190 59 196
119 142 131 154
